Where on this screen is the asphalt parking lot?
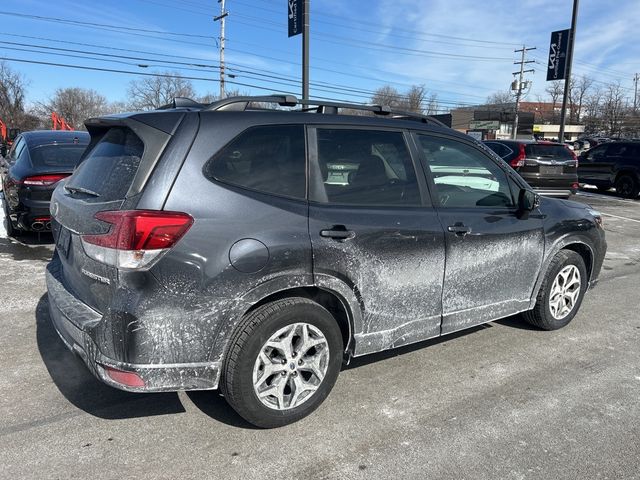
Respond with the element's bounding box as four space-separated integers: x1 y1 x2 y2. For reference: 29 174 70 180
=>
1 190 639 480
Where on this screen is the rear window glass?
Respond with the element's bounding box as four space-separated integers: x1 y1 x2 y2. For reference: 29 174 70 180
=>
29 144 88 169
66 127 144 201
484 142 512 158
204 125 306 199
525 144 573 159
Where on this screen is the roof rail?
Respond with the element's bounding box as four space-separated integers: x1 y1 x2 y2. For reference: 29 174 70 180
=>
157 97 206 110
200 94 446 126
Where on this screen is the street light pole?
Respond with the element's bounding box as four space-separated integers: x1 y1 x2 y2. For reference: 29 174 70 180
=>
302 0 309 101
558 0 579 144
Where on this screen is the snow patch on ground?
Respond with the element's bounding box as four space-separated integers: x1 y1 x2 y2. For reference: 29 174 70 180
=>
0 196 7 238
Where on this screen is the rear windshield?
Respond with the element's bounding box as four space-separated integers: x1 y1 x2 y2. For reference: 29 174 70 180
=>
29 144 88 169
525 144 573 159
66 127 144 201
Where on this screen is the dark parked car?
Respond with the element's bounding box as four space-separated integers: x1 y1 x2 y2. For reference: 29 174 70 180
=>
578 141 640 198
47 96 606 428
484 139 578 197
1 130 90 235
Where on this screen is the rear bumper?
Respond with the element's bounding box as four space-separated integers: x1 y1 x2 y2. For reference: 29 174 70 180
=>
46 257 221 392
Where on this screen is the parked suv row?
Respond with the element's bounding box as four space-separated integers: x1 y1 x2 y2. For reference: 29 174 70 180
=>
47 96 606 428
484 139 578 198
578 141 640 198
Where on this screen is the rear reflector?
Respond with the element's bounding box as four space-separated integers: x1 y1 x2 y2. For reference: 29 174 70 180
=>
23 173 70 186
104 366 145 388
81 210 193 270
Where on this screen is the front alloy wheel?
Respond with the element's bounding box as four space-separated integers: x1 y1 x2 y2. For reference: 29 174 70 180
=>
548 265 581 320
523 249 587 330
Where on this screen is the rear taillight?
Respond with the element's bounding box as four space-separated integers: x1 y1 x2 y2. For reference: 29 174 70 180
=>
566 146 579 166
80 210 193 270
22 173 70 186
510 144 526 168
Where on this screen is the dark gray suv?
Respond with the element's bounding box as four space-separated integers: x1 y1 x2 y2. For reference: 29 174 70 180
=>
47 96 606 428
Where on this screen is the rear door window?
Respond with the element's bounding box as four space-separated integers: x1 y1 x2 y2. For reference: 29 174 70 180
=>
66 127 144 201
484 142 512 158
525 144 573 159
204 125 306 199
313 128 421 206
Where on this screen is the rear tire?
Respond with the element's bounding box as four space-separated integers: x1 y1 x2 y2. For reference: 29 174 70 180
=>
615 174 640 199
523 250 587 330
2 200 18 237
221 297 343 428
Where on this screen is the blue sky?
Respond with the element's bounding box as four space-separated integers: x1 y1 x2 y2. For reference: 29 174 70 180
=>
1 0 638 111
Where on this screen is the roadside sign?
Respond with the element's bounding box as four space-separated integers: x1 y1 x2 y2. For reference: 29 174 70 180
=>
288 0 303 37
469 120 499 130
547 29 570 81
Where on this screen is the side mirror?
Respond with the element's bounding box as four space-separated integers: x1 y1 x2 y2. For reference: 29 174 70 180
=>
518 189 539 212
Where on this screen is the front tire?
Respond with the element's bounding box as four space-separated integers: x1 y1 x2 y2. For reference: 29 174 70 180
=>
221 297 343 428
523 250 587 330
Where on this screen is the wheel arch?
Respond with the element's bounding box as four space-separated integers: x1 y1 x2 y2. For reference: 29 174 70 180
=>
244 286 354 354
529 236 595 310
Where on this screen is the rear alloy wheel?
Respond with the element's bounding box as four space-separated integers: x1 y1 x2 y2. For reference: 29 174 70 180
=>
614 174 640 199
523 250 587 330
221 298 343 428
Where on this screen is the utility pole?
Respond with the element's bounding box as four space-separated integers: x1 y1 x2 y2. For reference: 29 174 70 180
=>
302 0 310 100
558 0 579 144
512 45 536 139
634 73 639 112
214 0 228 99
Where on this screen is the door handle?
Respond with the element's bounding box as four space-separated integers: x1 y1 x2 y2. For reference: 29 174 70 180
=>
320 225 355 240
447 223 471 236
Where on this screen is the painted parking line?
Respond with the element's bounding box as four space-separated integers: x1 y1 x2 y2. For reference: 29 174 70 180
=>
577 191 639 204
600 212 640 224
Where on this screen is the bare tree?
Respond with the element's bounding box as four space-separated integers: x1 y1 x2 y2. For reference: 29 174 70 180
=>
401 85 426 113
425 93 439 115
127 72 196 110
37 87 110 130
569 75 594 123
486 90 513 105
0 61 29 129
581 86 603 134
371 85 402 107
545 81 564 123
601 81 628 137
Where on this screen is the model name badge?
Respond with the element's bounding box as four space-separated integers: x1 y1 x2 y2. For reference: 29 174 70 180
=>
81 268 110 285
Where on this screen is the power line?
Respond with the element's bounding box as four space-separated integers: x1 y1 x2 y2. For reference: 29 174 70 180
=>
0 41 481 106
0 32 486 101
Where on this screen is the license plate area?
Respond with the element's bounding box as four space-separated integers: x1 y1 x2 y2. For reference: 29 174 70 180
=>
57 226 71 258
540 166 562 175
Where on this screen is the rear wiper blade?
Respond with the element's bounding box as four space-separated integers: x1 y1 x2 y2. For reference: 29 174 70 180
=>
65 185 101 197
